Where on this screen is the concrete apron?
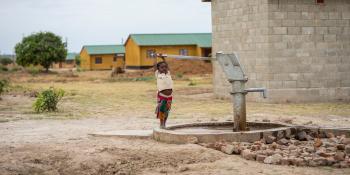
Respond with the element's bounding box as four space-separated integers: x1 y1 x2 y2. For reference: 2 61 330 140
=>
89 130 153 139
153 122 350 144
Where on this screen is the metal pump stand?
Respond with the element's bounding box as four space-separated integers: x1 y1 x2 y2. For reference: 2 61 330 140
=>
156 52 267 132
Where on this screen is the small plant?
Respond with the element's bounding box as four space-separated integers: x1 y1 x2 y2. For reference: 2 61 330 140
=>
33 87 65 113
176 72 183 79
188 80 197 86
27 66 41 75
0 65 8 72
0 57 13 65
0 79 9 97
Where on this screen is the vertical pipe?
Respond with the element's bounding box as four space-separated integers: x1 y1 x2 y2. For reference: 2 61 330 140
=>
231 81 247 131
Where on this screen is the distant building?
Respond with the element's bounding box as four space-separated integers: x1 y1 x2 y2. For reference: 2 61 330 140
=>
80 45 125 70
124 33 212 69
53 53 77 69
204 0 350 102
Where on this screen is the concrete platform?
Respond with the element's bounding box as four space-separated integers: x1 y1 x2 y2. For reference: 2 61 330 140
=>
89 130 153 139
153 122 350 144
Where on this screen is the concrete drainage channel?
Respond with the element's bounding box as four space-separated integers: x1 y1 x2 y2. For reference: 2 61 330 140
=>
153 122 350 168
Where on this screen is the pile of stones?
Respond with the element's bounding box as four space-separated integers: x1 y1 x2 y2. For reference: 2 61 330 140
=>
199 131 350 168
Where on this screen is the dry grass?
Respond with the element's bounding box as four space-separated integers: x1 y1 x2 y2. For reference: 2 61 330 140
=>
0 70 349 127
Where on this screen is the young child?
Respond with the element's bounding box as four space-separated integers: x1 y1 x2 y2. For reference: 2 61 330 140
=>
155 61 173 129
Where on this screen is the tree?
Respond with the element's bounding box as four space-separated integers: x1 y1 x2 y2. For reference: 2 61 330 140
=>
15 32 67 72
74 55 81 66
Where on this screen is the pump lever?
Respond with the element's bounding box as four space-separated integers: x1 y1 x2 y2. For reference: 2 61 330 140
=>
245 88 267 98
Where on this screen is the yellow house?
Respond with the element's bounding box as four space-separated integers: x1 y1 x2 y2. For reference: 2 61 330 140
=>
124 33 212 69
80 45 125 70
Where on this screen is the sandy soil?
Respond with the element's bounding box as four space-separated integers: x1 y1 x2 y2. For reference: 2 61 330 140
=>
0 71 350 174
1 117 349 175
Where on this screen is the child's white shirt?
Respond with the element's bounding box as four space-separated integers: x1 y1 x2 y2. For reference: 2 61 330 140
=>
155 70 173 92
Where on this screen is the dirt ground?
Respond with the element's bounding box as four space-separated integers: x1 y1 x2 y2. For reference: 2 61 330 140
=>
0 70 350 175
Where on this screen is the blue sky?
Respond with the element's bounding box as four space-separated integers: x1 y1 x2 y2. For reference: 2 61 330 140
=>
0 0 212 54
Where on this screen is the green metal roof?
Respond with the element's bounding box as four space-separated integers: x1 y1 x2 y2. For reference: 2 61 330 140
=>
83 45 125 55
128 33 212 48
66 53 77 60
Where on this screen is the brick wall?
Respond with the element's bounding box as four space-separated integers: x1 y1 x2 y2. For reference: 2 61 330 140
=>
211 0 350 102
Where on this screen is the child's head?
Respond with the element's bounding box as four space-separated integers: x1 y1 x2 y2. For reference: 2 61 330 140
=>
156 61 168 74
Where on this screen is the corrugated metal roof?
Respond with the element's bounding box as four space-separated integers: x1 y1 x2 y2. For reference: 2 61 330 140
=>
83 45 125 55
66 53 77 60
129 33 212 48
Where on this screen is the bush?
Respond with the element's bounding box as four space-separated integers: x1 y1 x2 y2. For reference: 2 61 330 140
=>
176 72 183 79
188 80 197 86
0 65 8 72
33 87 65 113
0 57 13 65
27 66 41 75
0 79 9 97
10 66 22 72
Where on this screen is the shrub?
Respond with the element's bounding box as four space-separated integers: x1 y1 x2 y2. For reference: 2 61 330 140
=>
33 87 65 113
27 66 41 75
0 57 13 65
0 79 9 97
176 72 183 79
188 80 197 86
0 65 8 72
10 66 22 72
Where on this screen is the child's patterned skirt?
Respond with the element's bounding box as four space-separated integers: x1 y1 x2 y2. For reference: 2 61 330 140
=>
155 92 172 124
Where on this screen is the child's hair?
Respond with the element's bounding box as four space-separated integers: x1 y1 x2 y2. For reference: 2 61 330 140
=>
156 61 168 70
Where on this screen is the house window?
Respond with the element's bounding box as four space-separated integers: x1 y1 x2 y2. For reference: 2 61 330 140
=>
146 50 156 58
179 49 189 56
95 57 102 64
316 0 324 4
113 57 117 62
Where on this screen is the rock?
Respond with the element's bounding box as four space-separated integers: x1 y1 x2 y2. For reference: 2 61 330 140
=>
221 144 242 155
221 145 235 155
313 157 328 166
241 150 256 160
340 161 350 168
305 135 314 141
265 135 276 144
324 141 336 148
317 150 333 158
276 131 284 140
178 166 189 172
251 145 260 151
291 139 301 146
280 158 291 165
187 137 199 144
326 157 336 166
325 132 335 138
336 144 345 150
296 131 308 141
305 146 316 153
266 149 275 156
277 138 289 145
288 145 298 150
285 129 292 139
340 138 350 145
345 145 350 154
329 137 339 143
256 155 267 162
334 152 345 161
326 147 337 152
313 138 323 148
262 119 270 122
264 154 282 165
270 142 279 150
303 121 312 125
